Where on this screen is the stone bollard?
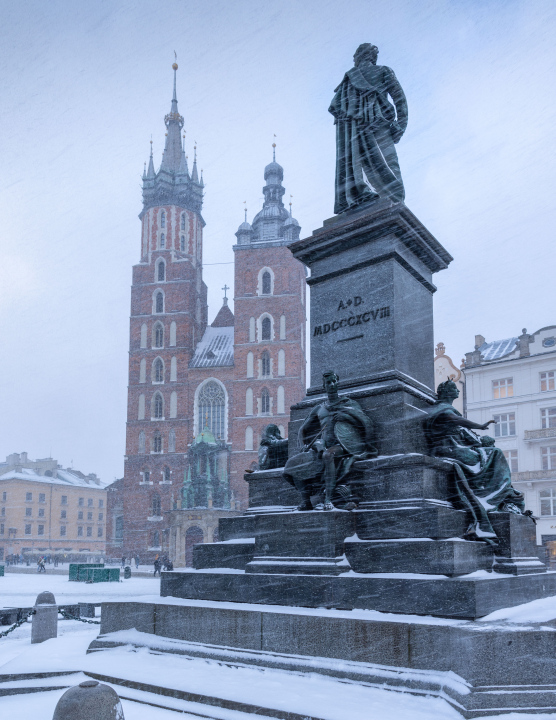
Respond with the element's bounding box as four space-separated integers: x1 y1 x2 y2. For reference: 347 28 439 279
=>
53 679 125 720
123 566 131 580
31 591 58 644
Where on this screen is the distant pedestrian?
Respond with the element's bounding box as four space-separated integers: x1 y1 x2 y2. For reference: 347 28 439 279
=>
121 555 126 569
135 556 140 569
37 557 46 573
166 560 173 571
153 557 161 577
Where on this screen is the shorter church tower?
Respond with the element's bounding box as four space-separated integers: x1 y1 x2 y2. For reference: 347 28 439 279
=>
231 147 306 506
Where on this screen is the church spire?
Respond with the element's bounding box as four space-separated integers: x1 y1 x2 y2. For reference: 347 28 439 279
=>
191 144 199 183
159 61 184 175
146 140 155 179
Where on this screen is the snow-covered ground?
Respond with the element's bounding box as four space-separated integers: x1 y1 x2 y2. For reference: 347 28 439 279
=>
2 573 556 719
0 570 160 608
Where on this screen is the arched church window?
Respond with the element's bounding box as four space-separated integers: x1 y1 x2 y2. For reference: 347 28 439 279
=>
160 233 165 249
262 271 272 295
262 317 271 341
153 393 164 419
198 381 226 440
153 358 164 383
155 292 164 314
153 432 162 453
154 323 164 348
157 260 165 282
180 235 186 251
151 493 161 516
180 213 185 231
168 429 176 453
261 351 271 377
161 211 166 229
163 467 171 483
261 388 270 414
138 431 146 454
151 531 160 548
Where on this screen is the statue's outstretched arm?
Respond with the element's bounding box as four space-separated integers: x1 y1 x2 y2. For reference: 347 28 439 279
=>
443 413 495 432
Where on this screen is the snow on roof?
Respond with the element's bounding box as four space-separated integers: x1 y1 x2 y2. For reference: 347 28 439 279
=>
478 337 518 362
0 469 108 489
189 326 234 368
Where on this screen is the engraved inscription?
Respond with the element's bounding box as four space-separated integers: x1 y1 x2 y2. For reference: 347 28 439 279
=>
313 305 391 336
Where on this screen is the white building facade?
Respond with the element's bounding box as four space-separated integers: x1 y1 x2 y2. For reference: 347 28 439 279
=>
463 326 556 562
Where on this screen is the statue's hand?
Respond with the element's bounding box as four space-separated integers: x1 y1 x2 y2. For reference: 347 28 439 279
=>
481 420 496 430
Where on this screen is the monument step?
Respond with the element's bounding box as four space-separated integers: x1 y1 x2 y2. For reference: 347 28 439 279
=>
245 556 345 576
344 538 493 576
492 556 547 576
354 504 468 539
160 567 556 619
193 539 255 570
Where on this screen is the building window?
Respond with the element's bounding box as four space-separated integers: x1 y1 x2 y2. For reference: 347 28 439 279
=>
61 510 66 519
0 524 3 535
249 317 256 342
99 499 104 508
151 494 161 516
197 381 226 439
98 527 103 537
153 433 162 453
141 323 147 348
78 526 83 537
493 378 513 399
540 488 556 516
493 413 515 437
541 372 555 392
1 491 5 501
541 408 556 429
163 466 171 482
88 498 93 507
247 351 254 378
261 317 271 341
78 497 84 507
139 430 146 454
154 323 164 348
153 393 164 419
38 525 44 536
99 513 104 521
155 292 164 314
138 394 146 420
143 470 150 483
503 449 518 473
25 524 31 535
277 385 285 414
541 446 556 471
115 516 123 541
25 507 32 517
26 492 32 502
78 511 84 520
180 235 186 251
86 526 92 537
87 512 93 521
280 315 286 340
278 348 285 376
157 260 165 282
153 358 164 383
38 508 45 518
160 232 165 249
1 507 4 516
39 493 45 503
245 426 254 451
262 271 272 295
151 531 160 548
261 351 271 377
170 390 177 418
169 429 176 453
60 525 66 536
180 213 185 231
61 495 67 505
246 387 253 415
261 388 270 414
161 211 166 229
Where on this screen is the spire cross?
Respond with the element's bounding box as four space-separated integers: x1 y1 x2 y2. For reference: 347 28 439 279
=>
272 140 276 162
222 284 230 299
243 200 247 221
289 194 293 215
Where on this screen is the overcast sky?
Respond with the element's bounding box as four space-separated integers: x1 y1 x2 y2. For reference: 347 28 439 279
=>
1 0 555 483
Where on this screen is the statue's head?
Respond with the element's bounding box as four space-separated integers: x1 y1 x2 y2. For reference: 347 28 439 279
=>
263 424 282 440
323 371 340 394
354 43 379 67
437 379 459 401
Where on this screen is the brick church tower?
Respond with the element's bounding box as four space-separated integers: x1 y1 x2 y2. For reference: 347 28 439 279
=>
121 64 207 557
230 146 306 503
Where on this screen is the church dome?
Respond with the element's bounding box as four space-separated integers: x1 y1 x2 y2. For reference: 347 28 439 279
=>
193 427 217 446
264 160 283 182
237 220 252 232
284 215 300 227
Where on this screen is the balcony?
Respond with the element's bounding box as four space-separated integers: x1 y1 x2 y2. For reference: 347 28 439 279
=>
524 428 556 443
512 469 556 482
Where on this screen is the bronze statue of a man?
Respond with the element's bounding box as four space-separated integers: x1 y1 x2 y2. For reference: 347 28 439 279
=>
284 371 377 510
329 43 408 213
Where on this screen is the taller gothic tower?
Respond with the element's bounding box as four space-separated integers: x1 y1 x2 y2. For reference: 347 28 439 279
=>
121 64 207 557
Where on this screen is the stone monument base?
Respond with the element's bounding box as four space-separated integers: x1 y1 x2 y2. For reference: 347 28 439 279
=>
89 597 556 718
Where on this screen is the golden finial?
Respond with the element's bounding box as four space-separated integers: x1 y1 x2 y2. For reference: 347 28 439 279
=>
173 50 178 70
